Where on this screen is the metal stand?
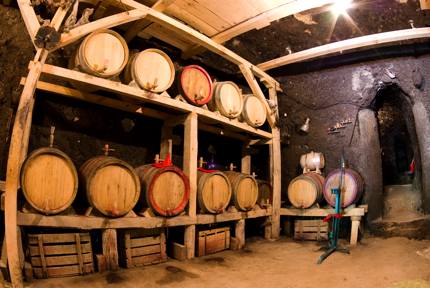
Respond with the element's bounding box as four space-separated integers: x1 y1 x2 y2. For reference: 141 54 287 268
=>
317 155 350 264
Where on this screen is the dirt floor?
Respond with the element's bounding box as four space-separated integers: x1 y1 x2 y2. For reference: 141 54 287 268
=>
18 236 430 288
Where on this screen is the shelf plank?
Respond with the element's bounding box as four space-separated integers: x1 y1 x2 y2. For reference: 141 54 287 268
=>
196 208 271 225
39 64 273 139
17 212 195 229
280 205 368 217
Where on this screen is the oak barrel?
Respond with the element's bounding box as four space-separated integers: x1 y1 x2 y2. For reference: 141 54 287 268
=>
135 165 190 216
79 156 140 217
224 171 258 211
241 95 267 127
300 151 325 172
177 65 213 106
71 29 129 78
323 168 364 208
257 180 272 206
124 49 175 93
287 173 325 209
197 170 232 214
208 81 243 118
21 147 78 215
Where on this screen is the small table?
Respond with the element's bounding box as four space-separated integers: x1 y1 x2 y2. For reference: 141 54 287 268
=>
280 205 368 246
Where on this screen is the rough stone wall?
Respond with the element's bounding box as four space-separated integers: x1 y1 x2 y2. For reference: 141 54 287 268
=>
278 54 430 220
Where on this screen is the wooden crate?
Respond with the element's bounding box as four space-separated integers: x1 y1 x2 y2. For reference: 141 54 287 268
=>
294 219 328 241
197 227 230 257
27 233 94 279
119 229 167 268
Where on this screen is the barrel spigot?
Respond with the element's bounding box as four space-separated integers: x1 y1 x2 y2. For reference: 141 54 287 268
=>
252 172 258 178
199 157 207 168
102 144 115 156
49 126 55 148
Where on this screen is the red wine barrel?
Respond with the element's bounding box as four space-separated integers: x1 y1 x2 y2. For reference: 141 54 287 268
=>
257 180 272 206
287 173 324 209
197 170 232 214
323 168 364 208
135 165 190 216
80 156 140 217
21 147 78 215
177 65 213 106
224 171 258 211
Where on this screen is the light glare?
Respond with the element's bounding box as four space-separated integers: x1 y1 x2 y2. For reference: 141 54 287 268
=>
331 0 353 16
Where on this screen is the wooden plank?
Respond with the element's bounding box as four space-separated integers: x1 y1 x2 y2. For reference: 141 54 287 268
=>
30 253 93 267
33 263 93 278
17 0 41 42
29 243 92 256
130 253 164 266
131 245 161 257
182 0 335 58
28 233 90 245
38 64 273 139
183 112 198 259
130 236 161 248
258 28 430 71
102 229 119 271
280 205 367 217
58 9 148 49
268 86 281 239
124 0 176 42
0 180 4 193
350 216 361 246
241 140 251 174
420 0 430 10
234 219 245 249
171 242 186 261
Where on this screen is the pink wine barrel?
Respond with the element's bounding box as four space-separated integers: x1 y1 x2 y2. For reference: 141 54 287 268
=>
323 168 364 208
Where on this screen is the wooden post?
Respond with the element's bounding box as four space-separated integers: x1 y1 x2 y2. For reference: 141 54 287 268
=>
183 112 198 259
268 85 281 239
102 229 119 271
160 122 173 159
350 216 361 246
235 219 245 250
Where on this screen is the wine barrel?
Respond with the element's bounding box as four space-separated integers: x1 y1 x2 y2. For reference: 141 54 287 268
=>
177 65 213 106
323 168 364 208
135 165 190 216
287 173 325 209
124 48 175 93
80 156 140 217
20 147 78 215
224 171 258 211
197 170 232 214
300 151 325 172
71 29 129 78
257 180 272 206
241 95 267 127
208 81 243 118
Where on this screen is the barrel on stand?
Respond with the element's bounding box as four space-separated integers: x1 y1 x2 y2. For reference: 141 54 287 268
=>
224 171 258 211
323 168 364 208
176 65 213 106
257 180 272 206
208 81 243 118
241 95 267 127
79 156 140 217
123 48 175 93
300 151 325 173
21 147 78 215
135 165 190 216
197 170 232 214
287 173 325 209
70 29 129 78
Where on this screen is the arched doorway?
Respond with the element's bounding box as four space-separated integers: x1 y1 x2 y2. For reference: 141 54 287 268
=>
372 85 423 220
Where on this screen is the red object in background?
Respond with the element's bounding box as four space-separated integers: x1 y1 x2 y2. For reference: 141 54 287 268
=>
323 213 342 223
409 159 415 175
152 153 172 168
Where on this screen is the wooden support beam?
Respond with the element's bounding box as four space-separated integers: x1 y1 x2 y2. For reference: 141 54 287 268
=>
160 123 173 160
183 112 198 259
258 27 430 71
234 219 245 249
181 0 336 58
57 9 148 50
17 0 41 43
124 0 176 42
102 229 119 271
239 64 276 128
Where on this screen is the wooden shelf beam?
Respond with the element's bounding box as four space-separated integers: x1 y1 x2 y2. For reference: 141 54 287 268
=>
38 64 273 139
258 28 430 71
280 205 368 217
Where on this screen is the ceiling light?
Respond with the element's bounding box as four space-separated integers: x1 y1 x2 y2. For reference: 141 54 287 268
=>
331 0 353 16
